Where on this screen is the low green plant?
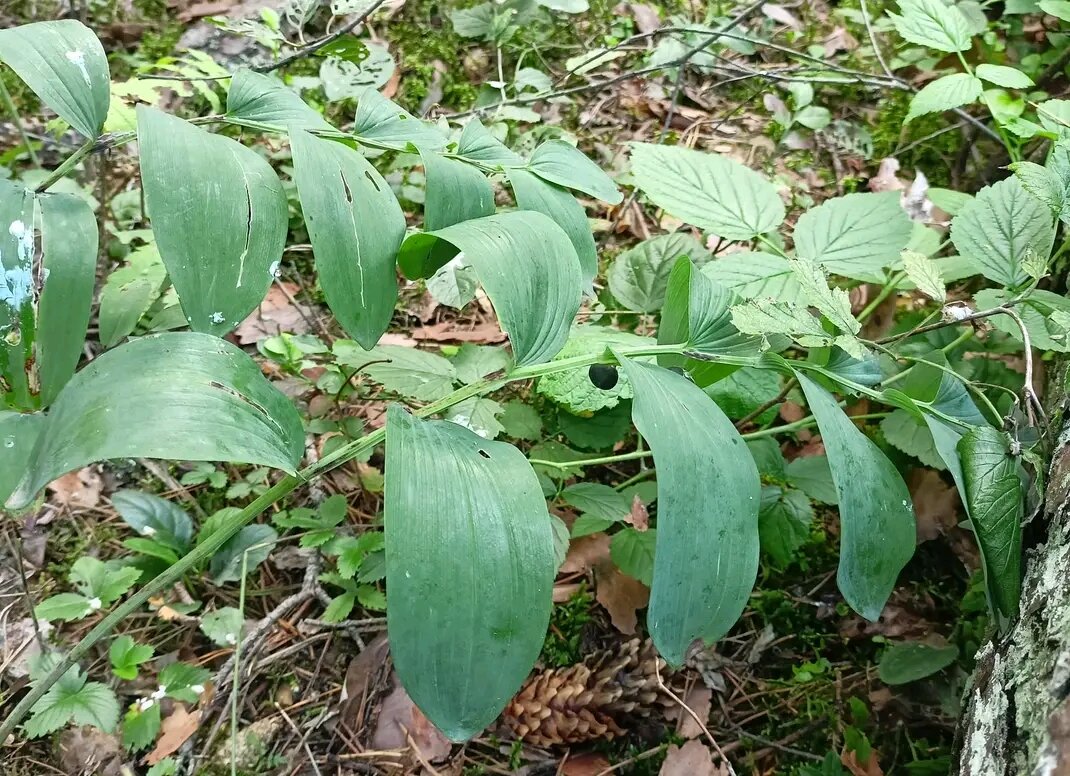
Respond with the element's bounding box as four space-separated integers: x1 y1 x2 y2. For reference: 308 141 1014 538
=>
0 8 1060 754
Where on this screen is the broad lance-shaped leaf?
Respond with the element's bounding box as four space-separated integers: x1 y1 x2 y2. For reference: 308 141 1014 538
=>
397 150 495 278
958 426 1024 623
352 90 447 151
1 180 37 410
0 20 110 138
0 411 44 506
617 356 760 664
290 130 405 349
226 68 335 131
7 332 304 509
37 192 96 407
138 106 287 336
527 140 622 204
507 169 597 285
796 372 915 620
629 142 784 241
384 406 555 739
397 212 582 365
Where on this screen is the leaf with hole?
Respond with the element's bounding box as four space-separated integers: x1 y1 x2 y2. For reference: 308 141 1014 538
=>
291 130 405 349
385 406 556 740
138 107 287 335
7 333 304 510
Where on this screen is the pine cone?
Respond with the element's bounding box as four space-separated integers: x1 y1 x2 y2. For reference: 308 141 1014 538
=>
501 639 673 747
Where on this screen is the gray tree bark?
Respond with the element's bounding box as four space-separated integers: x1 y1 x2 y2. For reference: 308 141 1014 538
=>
954 380 1070 775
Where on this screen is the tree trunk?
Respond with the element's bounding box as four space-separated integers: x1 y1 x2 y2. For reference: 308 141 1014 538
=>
954 375 1070 775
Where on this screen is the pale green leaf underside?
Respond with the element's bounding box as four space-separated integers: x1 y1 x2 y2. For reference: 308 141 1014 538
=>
629 142 785 240
385 407 555 739
619 356 761 664
7 333 304 509
950 176 1054 287
888 0 972 52
508 169 598 284
905 73 983 123
796 372 916 621
793 192 913 281
528 140 622 204
138 107 287 335
0 20 110 138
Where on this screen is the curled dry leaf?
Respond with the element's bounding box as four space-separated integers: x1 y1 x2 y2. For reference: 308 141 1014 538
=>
561 752 613 776
370 681 452 762
659 739 723 776
146 705 202 765
909 468 960 543
625 2 661 33
47 467 102 509
58 726 123 776
625 494 650 531
595 562 649 634
559 533 611 575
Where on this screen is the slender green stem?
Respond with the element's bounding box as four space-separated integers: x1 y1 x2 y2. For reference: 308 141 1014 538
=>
0 78 40 168
742 412 889 440
34 139 95 193
231 552 249 776
857 271 906 323
532 449 653 470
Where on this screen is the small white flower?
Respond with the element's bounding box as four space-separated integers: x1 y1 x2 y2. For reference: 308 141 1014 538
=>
138 697 155 712
151 685 167 700
191 684 205 696
141 526 157 537
8 220 25 237
209 311 225 325
87 597 102 611
225 633 237 645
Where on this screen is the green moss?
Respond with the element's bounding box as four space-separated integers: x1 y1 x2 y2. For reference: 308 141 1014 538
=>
541 586 594 667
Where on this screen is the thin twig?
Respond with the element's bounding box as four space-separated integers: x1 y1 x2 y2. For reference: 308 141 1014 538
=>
858 0 894 79
0 77 40 167
253 0 390 73
736 378 797 428
655 661 736 775
276 702 323 776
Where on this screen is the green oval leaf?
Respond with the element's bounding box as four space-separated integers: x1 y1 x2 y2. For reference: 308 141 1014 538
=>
527 140 622 204
0 411 44 506
878 641 958 684
111 490 194 550
138 106 287 335
398 212 582 365
291 130 405 349
0 20 110 138
608 233 710 313
629 142 785 241
618 356 761 664
385 406 555 739
7 332 304 509
353 90 448 151
958 426 1024 623
796 372 915 620
226 68 335 132
507 169 597 285
37 192 97 406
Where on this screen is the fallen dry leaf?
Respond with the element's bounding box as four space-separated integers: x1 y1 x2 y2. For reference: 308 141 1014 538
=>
595 562 649 634
909 469 960 543
339 634 391 731
869 158 905 193
824 26 859 56
1 617 52 680
370 682 451 762
412 320 507 343
841 747 884 776
561 752 613 776
559 533 611 575
660 739 722 776
762 3 803 29
625 494 650 531
234 282 313 345
145 705 202 765
627 1 661 32
676 685 713 740
47 467 102 509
